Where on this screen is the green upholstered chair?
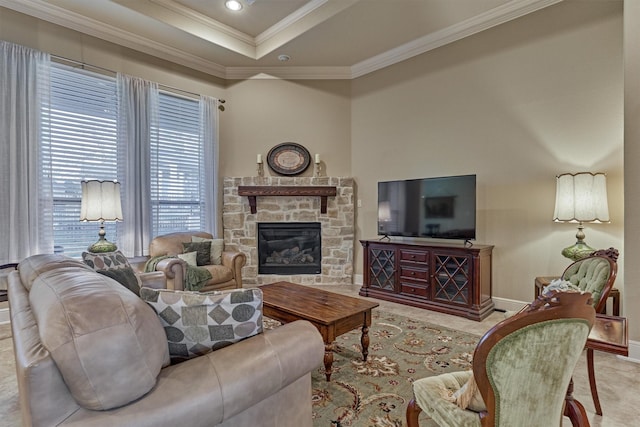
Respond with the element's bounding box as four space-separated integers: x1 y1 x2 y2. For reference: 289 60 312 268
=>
561 248 618 315
406 291 596 427
561 247 618 416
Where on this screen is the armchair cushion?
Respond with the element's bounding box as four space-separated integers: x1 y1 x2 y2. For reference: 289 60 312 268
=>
182 241 211 266
177 251 198 267
191 236 224 265
140 287 263 364
413 370 481 427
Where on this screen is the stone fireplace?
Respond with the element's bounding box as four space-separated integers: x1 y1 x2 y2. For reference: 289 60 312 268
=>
223 176 354 285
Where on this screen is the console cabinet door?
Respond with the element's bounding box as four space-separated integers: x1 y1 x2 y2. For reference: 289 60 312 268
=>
431 252 471 306
367 245 396 292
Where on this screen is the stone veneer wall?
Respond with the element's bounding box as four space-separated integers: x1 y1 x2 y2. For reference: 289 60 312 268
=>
223 176 354 285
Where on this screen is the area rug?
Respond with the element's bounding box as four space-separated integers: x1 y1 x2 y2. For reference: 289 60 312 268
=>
268 310 482 427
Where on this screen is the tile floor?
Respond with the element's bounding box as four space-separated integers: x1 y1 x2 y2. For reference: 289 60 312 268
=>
0 284 639 426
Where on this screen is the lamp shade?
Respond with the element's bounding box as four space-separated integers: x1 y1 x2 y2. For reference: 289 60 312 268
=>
553 172 609 223
80 180 123 222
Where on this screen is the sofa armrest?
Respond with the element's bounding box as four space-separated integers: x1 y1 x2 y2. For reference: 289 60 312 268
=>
221 251 246 282
206 319 323 422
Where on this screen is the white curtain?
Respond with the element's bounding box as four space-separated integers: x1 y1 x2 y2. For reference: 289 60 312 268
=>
0 41 52 263
116 73 158 257
200 96 220 236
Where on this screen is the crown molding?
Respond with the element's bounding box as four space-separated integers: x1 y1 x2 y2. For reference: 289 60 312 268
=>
0 0 228 78
225 66 352 80
150 0 254 45
0 0 562 80
351 0 564 78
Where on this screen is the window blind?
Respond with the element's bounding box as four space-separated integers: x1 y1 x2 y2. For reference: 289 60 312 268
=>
41 64 208 258
43 64 118 257
152 92 205 235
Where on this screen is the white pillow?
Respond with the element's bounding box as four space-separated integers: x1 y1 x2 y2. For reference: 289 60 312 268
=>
191 236 224 265
177 251 197 266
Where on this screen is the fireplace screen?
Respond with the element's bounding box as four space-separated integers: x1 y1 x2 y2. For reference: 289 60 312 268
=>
257 222 321 274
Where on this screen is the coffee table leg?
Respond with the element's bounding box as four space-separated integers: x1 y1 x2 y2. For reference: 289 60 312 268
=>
361 324 370 361
324 343 334 381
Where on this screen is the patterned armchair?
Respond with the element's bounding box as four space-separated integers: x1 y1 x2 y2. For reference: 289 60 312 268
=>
406 291 596 427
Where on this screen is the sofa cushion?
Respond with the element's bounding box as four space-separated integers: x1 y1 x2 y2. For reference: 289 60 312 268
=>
97 268 141 296
140 287 263 364
82 250 130 270
182 241 211 266
192 236 224 265
82 251 142 296
19 254 93 291
28 263 170 410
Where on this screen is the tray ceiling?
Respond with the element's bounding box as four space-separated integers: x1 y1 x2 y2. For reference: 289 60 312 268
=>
0 0 563 79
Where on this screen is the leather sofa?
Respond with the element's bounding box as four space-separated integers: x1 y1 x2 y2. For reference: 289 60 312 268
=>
8 254 324 427
130 231 246 292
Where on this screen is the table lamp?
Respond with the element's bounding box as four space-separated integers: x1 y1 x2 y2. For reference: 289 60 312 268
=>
553 172 609 261
80 180 123 253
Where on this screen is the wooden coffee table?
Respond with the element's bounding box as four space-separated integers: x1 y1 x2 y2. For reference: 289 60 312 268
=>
260 281 379 381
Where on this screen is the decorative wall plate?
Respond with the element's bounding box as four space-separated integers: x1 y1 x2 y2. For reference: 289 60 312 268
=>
267 143 311 176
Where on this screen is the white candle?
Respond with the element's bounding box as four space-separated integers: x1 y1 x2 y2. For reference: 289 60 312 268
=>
257 154 262 164
315 154 320 164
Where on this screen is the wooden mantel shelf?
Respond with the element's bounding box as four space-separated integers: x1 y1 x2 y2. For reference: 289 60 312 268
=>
238 185 337 214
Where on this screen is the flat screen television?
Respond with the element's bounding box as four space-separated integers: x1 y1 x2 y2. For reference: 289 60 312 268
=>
377 174 476 241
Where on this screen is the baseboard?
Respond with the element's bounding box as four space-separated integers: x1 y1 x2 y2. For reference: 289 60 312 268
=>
0 307 9 324
623 340 640 362
491 296 528 312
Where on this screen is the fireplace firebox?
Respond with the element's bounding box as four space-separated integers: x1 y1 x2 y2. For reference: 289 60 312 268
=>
257 222 321 274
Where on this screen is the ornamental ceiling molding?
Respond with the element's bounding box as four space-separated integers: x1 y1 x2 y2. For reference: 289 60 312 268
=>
0 0 562 80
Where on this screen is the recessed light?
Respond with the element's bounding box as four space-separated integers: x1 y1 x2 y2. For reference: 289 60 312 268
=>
278 54 291 62
225 0 242 11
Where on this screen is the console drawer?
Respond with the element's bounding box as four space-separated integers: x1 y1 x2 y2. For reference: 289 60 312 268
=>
400 266 429 282
400 249 428 264
400 283 429 298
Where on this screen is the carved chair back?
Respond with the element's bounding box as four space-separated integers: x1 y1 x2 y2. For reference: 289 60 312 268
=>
561 247 618 314
473 291 596 426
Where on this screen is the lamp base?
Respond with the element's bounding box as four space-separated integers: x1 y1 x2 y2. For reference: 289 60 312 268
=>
87 238 118 253
561 241 595 261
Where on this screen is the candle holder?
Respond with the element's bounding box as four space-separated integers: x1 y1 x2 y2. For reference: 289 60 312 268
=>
314 162 321 177
257 162 264 177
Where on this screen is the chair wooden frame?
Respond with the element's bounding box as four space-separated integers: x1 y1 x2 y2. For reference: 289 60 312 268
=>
407 291 596 427
562 247 618 417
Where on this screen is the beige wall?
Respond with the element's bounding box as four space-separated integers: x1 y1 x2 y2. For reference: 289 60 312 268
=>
1 2 630 320
351 1 624 307
220 79 351 178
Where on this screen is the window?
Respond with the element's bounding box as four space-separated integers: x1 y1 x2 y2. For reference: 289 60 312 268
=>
42 63 208 258
152 93 205 236
43 64 118 257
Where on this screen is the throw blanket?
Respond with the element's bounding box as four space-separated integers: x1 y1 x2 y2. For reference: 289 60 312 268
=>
144 256 212 291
